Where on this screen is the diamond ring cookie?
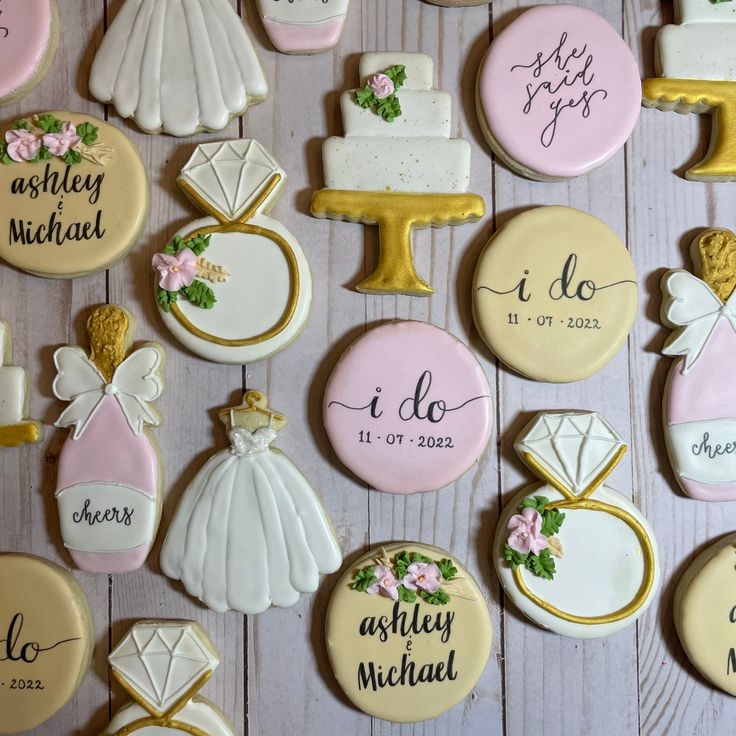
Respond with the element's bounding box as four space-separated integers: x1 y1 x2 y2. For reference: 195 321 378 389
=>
661 229 736 501
0 0 58 106
472 206 638 383
477 5 641 180
90 0 268 137
324 321 493 494
104 620 237 736
493 411 660 638
326 542 492 723
257 0 350 54
0 112 148 278
643 0 736 180
53 305 165 574
312 52 485 296
0 553 94 734
161 391 342 614
155 140 311 364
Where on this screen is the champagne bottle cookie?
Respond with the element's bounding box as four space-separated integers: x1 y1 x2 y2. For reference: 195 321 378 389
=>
53 305 164 574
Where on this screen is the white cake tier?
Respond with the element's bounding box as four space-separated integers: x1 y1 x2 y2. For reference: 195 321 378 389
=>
341 89 452 138
658 24 736 80
678 0 736 24
323 137 471 193
359 52 434 90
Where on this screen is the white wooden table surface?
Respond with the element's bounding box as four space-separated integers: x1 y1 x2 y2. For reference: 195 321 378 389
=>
1 0 733 734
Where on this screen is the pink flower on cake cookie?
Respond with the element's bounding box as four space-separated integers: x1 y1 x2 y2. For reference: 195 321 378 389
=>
43 122 81 157
402 561 442 593
507 507 548 555
354 64 407 122
152 248 197 292
369 73 395 100
5 129 41 162
365 565 399 600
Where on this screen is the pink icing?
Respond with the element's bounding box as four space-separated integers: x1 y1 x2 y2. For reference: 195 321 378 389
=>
0 0 53 100
152 248 197 292
369 73 394 100
262 16 345 54
477 5 641 178
5 128 41 162
43 121 80 157
323 321 493 494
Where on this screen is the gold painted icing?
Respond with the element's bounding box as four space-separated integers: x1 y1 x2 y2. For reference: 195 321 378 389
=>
696 228 736 302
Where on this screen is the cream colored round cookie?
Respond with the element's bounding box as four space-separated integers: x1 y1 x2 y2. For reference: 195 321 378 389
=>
472 206 638 382
326 542 491 723
675 533 736 695
0 112 148 278
0 553 94 734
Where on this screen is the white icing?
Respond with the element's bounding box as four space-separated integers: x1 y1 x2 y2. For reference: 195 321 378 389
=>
257 0 349 25
89 0 269 136
678 0 736 24
0 320 31 426
667 418 736 483
359 52 434 90
160 424 342 614
105 699 236 736
661 269 736 372
53 346 163 438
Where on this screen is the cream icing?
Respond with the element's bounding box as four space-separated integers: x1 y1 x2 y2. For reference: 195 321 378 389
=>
257 0 349 54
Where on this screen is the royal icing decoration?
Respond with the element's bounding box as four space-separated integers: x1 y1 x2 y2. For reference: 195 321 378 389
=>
90 0 268 137
477 5 641 180
643 0 736 180
493 412 660 638
312 52 485 296
323 321 493 494
661 229 736 501
675 533 736 696
257 0 350 55
473 206 638 383
156 140 312 364
53 305 164 574
0 112 147 278
161 391 342 614
326 542 492 723
0 0 58 106
104 621 237 736
0 320 42 447
0 553 94 734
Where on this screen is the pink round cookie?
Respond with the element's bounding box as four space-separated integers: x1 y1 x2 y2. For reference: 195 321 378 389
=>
477 5 641 180
324 321 493 494
0 0 58 105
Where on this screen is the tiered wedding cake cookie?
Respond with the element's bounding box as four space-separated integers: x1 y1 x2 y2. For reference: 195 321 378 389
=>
312 52 484 296
644 0 736 180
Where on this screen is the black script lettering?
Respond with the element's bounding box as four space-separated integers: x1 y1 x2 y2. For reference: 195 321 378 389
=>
0 613 80 664
548 254 635 302
357 650 458 691
399 371 489 424
692 432 736 460
11 163 104 205
358 601 455 644
477 270 532 302
9 209 106 246
327 387 383 418
71 498 134 527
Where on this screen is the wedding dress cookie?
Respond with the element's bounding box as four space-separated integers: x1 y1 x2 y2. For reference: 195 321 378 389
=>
154 140 311 364
326 542 492 722
161 391 342 614
104 620 237 736
0 553 94 734
0 112 148 278
675 533 736 695
493 411 660 638
90 0 268 137
0 0 58 106
473 206 638 383
312 52 485 296
324 321 493 494
477 5 641 180
661 229 736 501
257 0 350 54
643 0 736 180
53 305 165 574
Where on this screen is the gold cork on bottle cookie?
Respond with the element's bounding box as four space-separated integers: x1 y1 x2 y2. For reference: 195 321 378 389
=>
695 228 736 303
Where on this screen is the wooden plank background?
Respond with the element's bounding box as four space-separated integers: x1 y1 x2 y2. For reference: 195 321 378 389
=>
0 0 733 734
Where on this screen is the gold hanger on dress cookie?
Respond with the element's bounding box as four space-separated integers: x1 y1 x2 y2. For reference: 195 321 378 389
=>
218 390 288 433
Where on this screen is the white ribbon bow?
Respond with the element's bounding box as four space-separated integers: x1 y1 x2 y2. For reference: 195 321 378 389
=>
662 270 736 373
53 345 163 439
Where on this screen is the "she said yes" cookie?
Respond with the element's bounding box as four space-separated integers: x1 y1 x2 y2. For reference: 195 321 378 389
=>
472 206 637 383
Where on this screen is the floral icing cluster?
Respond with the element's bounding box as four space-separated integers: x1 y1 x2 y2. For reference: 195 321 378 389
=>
504 496 565 581
0 115 99 166
354 65 407 123
153 234 218 312
352 550 458 605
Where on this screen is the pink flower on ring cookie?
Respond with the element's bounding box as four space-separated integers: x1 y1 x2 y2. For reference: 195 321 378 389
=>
43 122 81 157
152 247 197 291
402 562 442 594
369 73 395 100
5 129 41 162
507 507 548 555
366 565 399 600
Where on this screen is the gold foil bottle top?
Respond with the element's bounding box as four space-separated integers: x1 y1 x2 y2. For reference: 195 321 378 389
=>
87 305 130 382
697 229 736 303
